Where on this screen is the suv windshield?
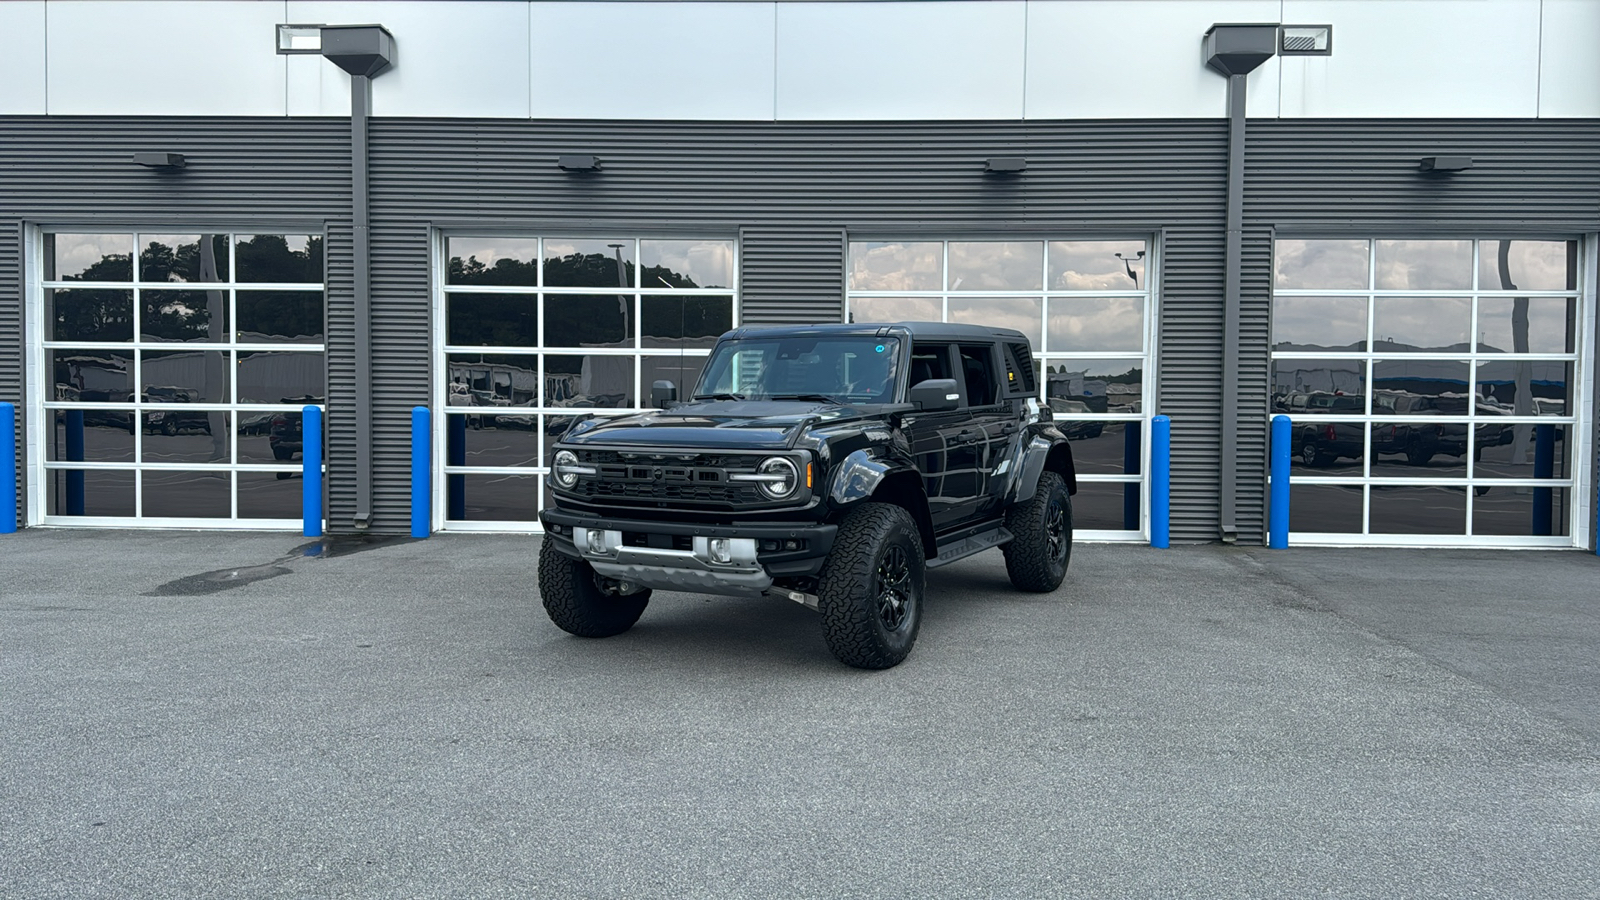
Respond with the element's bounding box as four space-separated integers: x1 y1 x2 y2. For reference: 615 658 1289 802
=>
694 336 901 404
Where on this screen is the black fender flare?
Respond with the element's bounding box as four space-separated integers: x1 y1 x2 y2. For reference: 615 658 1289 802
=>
827 449 937 558
1011 435 1077 505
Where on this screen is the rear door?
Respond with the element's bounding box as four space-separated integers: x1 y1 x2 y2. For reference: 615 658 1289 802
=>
954 342 1015 522
904 342 978 530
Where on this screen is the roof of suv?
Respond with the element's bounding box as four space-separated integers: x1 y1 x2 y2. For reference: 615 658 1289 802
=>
725 321 1032 343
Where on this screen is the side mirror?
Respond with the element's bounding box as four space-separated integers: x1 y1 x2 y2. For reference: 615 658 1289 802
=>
909 378 960 412
651 380 679 409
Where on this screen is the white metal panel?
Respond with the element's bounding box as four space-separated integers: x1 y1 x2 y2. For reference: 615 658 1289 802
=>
46 0 287 116
1279 0 1541 118
289 1 531 117
775 1 1027 120
1025 0 1281 120
529 2 776 120
286 51 351 118
0 1 47 115
1538 0 1600 118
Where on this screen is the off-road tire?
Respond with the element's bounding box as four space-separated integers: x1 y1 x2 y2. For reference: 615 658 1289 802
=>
1405 436 1434 467
538 536 650 638
1002 471 1073 593
817 503 925 670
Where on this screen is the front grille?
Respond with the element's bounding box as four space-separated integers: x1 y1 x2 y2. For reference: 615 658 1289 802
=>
564 448 775 509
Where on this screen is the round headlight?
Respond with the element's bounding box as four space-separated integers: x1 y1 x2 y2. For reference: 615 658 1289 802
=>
755 456 800 499
552 449 581 488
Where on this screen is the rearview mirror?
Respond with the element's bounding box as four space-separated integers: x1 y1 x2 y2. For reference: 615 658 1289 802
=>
909 378 959 412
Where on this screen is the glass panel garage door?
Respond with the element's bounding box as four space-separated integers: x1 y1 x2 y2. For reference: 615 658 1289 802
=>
1272 238 1592 545
30 231 326 527
846 239 1156 540
435 235 737 531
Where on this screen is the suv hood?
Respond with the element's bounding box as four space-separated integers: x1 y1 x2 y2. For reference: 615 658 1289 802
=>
558 399 869 450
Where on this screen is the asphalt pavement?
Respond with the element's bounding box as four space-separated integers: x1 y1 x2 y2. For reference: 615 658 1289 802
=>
3 530 1598 899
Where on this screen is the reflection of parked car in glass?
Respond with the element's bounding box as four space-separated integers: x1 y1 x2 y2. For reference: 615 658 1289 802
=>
1285 392 1362 467
268 396 323 478
53 384 137 433
1046 398 1104 440
141 386 213 436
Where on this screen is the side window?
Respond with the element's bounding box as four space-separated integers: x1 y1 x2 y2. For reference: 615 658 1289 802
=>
958 344 998 406
909 342 954 386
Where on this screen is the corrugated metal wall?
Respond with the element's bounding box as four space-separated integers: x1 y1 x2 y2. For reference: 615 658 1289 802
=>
0 117 350 527
365 119 1235 537
4 116 1596 541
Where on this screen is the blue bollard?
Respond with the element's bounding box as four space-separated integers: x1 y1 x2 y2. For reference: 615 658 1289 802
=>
1270 415 1291 549
64 409 85 516
1150 414 1170 548
411 406 431 539
302 405 323 538
1 402 15 533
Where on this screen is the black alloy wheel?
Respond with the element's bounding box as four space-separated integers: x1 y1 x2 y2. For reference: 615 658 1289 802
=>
875 545 913 632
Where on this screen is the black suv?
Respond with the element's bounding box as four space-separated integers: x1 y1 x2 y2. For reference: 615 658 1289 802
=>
538 322 1078 669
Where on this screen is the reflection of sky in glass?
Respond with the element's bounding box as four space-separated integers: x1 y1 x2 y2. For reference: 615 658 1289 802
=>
1373 297 1469 351
1048 241 1146 291
640 240 734 289
1047 297 1144 352
1271 359 1365 395
948 242 1043 291
50 233 132 281
448 238 538 267
851 295 940 323
948 296 1041 348
546 239 635 266
1275 239 1367 290
1478 240 1574 291
1272 295 1366 350
1476 297 1573 354
849 242 940 291
1375 240 1470 290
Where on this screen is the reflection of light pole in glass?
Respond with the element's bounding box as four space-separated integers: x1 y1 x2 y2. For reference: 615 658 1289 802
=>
608 243 630 334
1114 250 1145 289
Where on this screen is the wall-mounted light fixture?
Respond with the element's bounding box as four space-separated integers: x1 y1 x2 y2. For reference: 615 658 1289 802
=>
1279 24 1332 56
275 24 324 54
132 152 185 169
985 157 1026 174
558 155 603 172
1419 156 1472 174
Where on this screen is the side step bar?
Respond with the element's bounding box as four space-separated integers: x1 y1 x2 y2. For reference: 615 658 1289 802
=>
928 525 1014 569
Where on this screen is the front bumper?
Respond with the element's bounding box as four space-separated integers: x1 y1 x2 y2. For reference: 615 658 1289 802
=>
540 509 837 598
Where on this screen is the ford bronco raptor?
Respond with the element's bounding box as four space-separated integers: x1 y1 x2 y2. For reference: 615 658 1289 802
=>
537 322 1078 669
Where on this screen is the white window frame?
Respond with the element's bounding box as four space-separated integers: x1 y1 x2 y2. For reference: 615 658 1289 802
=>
1270 236 1595 548
430 230 741 534
25 225 327 530
844 236 1162 543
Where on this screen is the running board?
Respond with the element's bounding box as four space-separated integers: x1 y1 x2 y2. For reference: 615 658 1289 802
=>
928 526 1014 569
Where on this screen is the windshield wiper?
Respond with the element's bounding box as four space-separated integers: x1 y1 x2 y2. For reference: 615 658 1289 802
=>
692 392 746 401
767 393 843 404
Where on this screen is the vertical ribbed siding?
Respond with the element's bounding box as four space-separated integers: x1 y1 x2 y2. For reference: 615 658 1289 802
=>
739 228 844 325
1157 230 1225 538
371 224 432 528
1 219 20 525
324 221 357 526
0 117 349 530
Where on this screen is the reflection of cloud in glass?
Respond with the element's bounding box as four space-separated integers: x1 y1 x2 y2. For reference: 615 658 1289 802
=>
1047 297 1144 352
1477 296 1574 354
448 237 539 267
641 240 734 289
850 296 940 322
1271 295 1366 350
948 242 1043 291
50 233 133 281
849 242 941 292
1274 239 1367 290
948 296 1041 348
1373 297 1469 351
1478 240 1574 292
1375 240 1470 290
1049 241 1146 291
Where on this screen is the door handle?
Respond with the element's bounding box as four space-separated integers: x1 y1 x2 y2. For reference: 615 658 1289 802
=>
954 430 982 444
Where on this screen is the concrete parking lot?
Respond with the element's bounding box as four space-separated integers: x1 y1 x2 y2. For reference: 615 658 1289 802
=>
3 530 1598 899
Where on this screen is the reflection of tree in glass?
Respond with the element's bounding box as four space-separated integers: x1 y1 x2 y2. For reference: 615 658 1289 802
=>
50 289 131 341
238 291 325 342
139 235 229 283
544 252 635 288
448 254 538 286
643 264 701 289
236 234 323 283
